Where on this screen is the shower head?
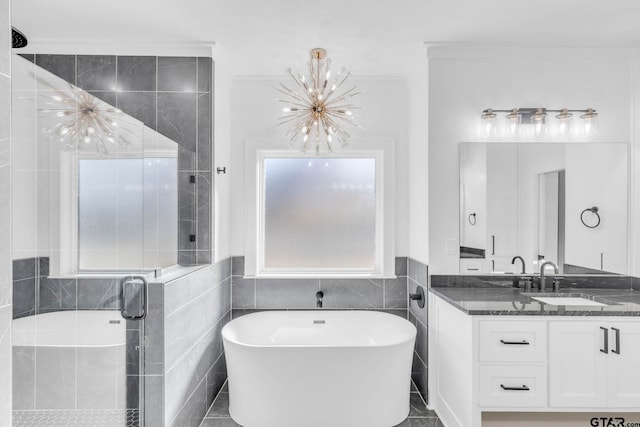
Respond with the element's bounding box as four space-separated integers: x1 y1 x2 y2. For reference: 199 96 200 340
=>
12 27 28 48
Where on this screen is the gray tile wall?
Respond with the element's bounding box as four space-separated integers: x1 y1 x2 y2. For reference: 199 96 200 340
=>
407 257 429 405
144 258 231 427
0 0 12 421
22 54 213 265
230 256 408 318
12 257 128 319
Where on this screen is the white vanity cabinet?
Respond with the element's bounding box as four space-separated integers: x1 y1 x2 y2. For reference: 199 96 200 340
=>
549 320 640 408
430 293 640 427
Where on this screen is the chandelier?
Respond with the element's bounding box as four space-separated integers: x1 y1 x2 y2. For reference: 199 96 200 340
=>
35 74 132 155
277 48 360 153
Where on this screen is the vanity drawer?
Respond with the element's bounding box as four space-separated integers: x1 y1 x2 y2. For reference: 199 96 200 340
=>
459 258 486 274
478 365 547 408
478 320 547 362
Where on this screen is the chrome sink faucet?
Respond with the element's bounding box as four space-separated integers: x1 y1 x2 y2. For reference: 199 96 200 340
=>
539 261 559 292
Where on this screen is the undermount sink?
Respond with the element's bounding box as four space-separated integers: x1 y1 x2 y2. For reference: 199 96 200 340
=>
530 296 607 307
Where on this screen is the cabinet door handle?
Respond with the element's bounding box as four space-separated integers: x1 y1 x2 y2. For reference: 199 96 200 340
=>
600 326 608 354
492 235 496 255
467 268 480 271
611 327 620 355
500 339 530 345
500 384 530 391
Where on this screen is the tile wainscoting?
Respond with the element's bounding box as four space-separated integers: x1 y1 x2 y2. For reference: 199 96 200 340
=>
145 258 231 427
407 258 429 405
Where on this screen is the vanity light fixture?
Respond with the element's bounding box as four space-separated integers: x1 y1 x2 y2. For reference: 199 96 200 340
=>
276 48 361 154
480 107 598 138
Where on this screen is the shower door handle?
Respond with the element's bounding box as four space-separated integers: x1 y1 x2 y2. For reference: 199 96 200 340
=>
121 276 147 320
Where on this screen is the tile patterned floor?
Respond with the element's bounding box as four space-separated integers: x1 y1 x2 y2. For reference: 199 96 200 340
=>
13 409 139 426
200 382 443 427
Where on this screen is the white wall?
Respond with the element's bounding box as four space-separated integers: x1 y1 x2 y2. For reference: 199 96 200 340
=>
229 75 410 269
632 47 640 276
407 46 429 264
428 45 633 274
212 46 232 262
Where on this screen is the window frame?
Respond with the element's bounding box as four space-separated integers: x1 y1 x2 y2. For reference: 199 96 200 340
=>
244 138 396 278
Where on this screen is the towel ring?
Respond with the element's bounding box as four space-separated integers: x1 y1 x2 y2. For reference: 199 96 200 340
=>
468 213 476 226
580 206 600 228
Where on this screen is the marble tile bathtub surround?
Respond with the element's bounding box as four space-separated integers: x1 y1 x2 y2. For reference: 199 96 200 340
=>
230 256 409 311
407 258 429 406
227 256 429 412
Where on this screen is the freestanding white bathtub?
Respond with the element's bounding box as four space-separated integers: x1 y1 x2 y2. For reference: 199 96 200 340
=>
222 310 417 427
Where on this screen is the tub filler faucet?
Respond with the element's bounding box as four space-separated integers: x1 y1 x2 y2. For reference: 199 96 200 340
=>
316 291 324 308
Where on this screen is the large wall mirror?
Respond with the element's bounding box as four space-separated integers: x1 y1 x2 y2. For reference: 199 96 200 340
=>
459 142 628 275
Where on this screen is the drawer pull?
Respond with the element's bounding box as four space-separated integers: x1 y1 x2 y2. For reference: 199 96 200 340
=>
611 327 620 355
500 339 530 345
600 326 608 354
500 384 530 391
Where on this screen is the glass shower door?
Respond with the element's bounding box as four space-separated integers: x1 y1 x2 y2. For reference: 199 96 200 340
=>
9 53 174 427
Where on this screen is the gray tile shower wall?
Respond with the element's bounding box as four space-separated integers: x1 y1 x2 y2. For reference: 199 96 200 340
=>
24 54 214 264
144 258 232 427
407 257 429 405
0 0 11 420
12 257 129 319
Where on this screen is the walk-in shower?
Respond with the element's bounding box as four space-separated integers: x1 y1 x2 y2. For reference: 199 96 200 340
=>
10 52 212 426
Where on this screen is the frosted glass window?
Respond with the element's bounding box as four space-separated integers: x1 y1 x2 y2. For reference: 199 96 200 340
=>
78 158 177 271
263 157 377 271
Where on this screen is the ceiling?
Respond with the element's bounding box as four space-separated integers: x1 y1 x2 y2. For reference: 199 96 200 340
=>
11 0 640 76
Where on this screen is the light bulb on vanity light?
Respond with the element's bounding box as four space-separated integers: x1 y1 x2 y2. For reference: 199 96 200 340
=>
506 108 521 136
533 108 546 137
581 108 598 136
555 108 573 137
480 108 497 137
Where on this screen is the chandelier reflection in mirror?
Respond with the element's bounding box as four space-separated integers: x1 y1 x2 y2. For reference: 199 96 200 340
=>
480 107 598 139
277 48 360 154
36 75 133 155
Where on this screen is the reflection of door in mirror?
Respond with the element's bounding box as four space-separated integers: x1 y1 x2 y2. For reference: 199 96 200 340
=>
538 170 565 273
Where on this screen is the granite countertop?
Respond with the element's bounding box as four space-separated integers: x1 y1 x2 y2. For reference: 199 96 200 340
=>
429 286 640 316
